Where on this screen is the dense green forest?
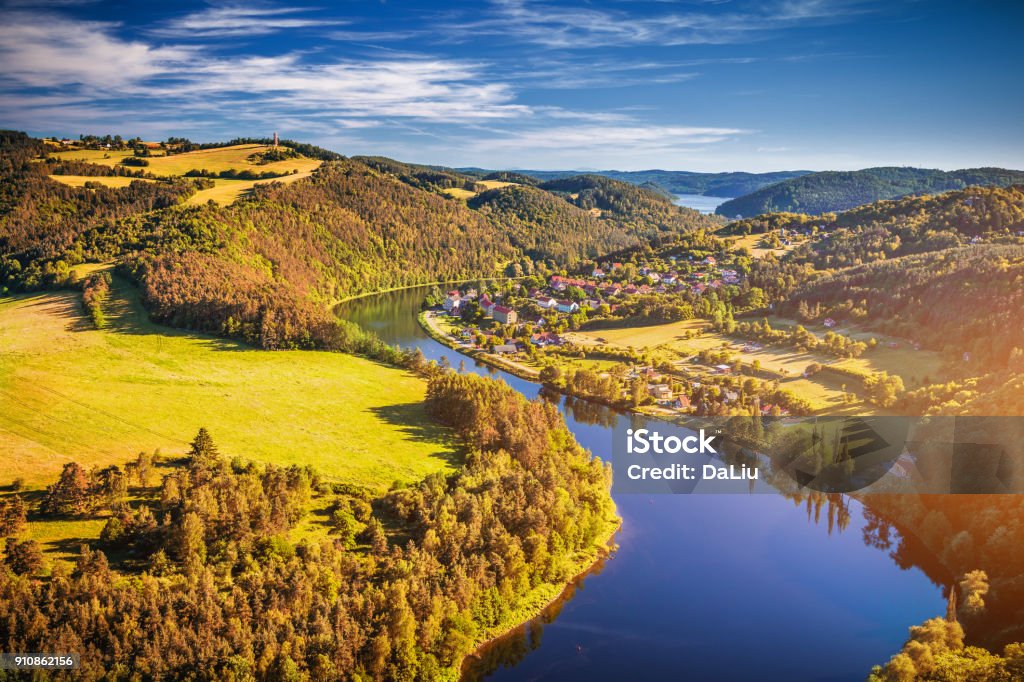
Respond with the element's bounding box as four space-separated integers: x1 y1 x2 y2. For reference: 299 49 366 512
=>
716 166 1024 217
722 186 1024 269
460 167 810 197
0 369 616 680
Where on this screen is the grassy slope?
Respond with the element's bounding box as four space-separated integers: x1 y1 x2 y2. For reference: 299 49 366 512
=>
442 179 517 201
184 170 317 206
53 144 320 177
0 277 460 490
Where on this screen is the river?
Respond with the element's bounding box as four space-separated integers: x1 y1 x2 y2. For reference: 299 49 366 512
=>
340 285 944 682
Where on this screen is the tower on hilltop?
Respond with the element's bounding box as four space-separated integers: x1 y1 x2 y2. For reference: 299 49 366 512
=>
273 131 279 147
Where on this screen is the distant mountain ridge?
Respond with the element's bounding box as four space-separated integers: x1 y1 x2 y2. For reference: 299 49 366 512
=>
457 168 811 198
716 166 1024 217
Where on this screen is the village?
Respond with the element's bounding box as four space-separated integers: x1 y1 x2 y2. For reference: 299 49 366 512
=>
417 253 815 419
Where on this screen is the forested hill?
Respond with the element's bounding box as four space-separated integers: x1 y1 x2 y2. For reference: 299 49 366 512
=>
353 155 480 194
784 244 1024 373
716 166 1024 217
468 184 636 263
460 167 810 197
724 185 1024 269
3 134 717 351
537 174 722 236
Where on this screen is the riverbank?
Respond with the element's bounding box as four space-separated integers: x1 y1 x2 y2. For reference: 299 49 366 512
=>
419 309 541 380
460 514 621 680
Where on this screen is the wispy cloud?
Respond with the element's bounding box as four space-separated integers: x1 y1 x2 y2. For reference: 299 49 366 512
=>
0 12 530 125
478 124 749 152
151 3 346 38
436 0 878 48
0 12 193 88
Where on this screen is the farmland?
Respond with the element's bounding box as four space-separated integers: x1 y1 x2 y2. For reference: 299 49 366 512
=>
52 143 321 178
0 277 459 491
184 169 318 205
573 314 946 413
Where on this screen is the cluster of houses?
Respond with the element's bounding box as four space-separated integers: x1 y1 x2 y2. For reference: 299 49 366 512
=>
442 289 518 324
521 257 744 317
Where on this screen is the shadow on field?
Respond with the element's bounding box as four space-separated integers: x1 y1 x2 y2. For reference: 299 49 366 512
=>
369 402 465 468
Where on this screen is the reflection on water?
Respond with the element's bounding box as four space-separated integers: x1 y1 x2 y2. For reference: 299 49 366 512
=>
339 286 958 681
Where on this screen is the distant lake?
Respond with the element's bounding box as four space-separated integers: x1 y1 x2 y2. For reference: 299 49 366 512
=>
673 193 730 214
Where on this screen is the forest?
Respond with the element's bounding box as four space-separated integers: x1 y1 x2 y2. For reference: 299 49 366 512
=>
0 369 616 680
716 166 1024 217
783 244 1024 373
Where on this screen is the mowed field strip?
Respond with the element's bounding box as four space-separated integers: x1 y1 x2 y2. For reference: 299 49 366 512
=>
0 278 459 490
47 175 155 188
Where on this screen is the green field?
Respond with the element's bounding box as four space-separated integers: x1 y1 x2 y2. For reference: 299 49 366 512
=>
52 144 321 179
0 278 459 491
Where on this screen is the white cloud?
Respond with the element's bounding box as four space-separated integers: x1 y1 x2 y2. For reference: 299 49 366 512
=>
0 13 530 123
0 13 193 88
152 4 345 38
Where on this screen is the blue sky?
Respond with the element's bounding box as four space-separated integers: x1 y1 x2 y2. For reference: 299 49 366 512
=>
0 0 1021 171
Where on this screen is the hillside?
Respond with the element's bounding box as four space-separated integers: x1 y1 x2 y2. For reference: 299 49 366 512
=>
353 155 479 194
784 244 1024 372
537 174 722 236
716 166 1024 217
468 184 636 264
725 185 1024 270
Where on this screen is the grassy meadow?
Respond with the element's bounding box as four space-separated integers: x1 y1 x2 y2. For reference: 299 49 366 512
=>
0 277 460 491
52 144 321 179
184 170 317 206
442 179 517 201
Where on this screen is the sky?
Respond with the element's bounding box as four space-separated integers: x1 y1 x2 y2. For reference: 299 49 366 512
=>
0 0 1021 172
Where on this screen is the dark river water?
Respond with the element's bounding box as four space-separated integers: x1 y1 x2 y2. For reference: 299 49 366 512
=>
340 286 944 682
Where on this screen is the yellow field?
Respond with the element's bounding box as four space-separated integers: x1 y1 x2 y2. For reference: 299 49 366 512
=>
727 233 799 259
52 144 320 178
0 279 459 490
477 180 514 190
185 170 317 206
48 175 154 188
442 187 476 200
48 148 136 164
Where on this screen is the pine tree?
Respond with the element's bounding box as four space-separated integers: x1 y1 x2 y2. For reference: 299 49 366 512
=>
189 428 219 463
